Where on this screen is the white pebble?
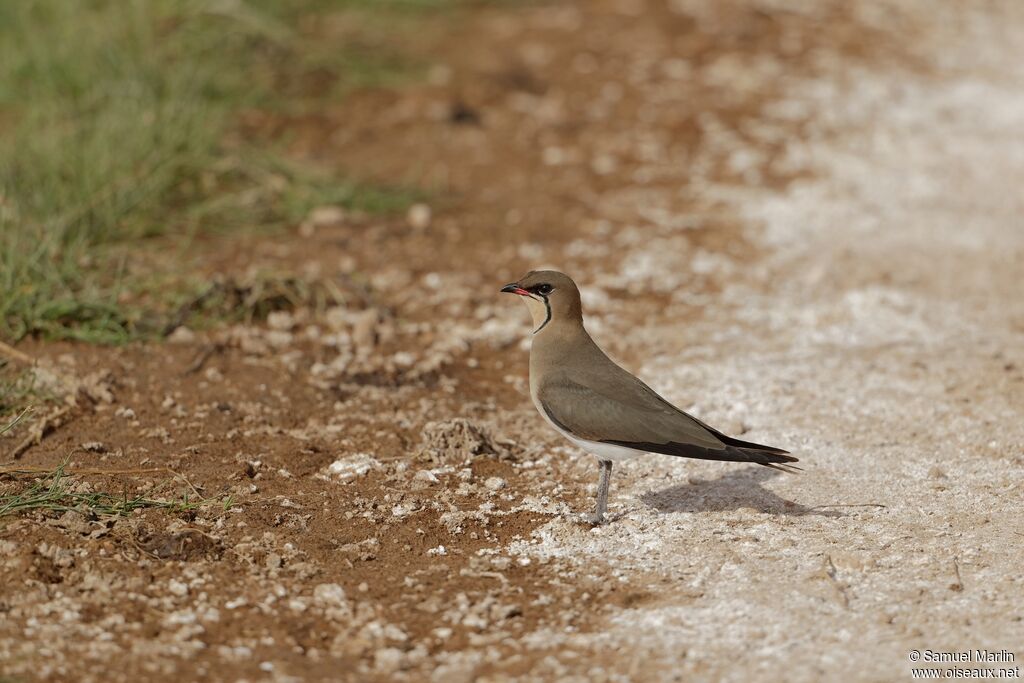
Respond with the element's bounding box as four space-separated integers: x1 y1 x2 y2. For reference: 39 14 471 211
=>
407 203 432 230
414 470 439 484
312 583 347 608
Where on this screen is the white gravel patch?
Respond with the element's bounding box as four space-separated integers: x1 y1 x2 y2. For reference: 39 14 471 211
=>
509 2 1024 680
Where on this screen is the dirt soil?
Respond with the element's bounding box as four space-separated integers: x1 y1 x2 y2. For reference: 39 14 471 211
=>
3 1 1024 681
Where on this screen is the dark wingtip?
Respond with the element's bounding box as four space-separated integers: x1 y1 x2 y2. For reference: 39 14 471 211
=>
759 449 798 464
715 432 791 456
763 462 803 474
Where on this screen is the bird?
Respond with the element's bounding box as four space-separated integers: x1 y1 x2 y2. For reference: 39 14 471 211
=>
501 270 799 525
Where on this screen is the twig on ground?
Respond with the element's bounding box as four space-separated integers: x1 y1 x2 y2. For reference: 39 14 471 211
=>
809 503 887 510
0 340 37 367
459 569 509 585
1 465 164 476
10 406 72 460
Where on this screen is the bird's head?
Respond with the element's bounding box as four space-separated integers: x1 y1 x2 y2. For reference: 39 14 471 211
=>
501 270 582 334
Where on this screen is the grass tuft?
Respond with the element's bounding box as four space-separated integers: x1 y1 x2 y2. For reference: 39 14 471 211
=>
0 0 434 343
0 461 234 519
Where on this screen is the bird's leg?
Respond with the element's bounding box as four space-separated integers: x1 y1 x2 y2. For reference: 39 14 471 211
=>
586 460 613 525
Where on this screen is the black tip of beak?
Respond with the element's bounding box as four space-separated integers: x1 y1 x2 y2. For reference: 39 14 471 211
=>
501 283 519 294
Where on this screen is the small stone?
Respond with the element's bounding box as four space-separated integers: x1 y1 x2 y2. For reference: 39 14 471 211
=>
81 441 107 453
324 306 349 332
168 580 189 597
591 154 617 175
374 647 404 674
383 624 408 642
414 470 439 484
485 477 506 492
543 146 566 165
264 330 294 349
267 311 295 331
167 326 197 344
300 206 346 236
50 510 92 535
265 553 283 570
392 503 416 518
318 454 378 482
312 583 347 608
407 203 432 230
310 205 346 226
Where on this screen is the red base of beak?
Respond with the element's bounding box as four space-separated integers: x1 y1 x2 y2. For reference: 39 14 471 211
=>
501 284 531 296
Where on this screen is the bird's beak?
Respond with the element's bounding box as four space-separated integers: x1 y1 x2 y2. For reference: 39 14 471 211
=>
501 283 531 296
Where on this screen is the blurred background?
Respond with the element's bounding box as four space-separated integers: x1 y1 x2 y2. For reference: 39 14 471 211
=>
2 1 1023 681
0 0 931 344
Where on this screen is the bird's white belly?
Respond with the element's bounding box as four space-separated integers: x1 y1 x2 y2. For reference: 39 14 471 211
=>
562 432 641 462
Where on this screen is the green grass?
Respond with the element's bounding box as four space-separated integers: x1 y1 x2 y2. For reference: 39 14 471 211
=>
0 0 436 343
0 461 234 519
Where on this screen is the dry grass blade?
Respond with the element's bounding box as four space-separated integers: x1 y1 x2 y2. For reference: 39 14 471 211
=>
10 405 72 460
0 340 37 367
0 406 31 437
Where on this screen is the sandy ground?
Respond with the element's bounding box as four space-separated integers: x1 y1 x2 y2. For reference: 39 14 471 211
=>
519 2 1024 680
2 1 1023 681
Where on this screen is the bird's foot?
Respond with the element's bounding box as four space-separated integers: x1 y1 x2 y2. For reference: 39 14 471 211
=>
581 512 606 526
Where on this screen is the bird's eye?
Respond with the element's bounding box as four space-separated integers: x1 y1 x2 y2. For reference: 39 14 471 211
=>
536 284 553 295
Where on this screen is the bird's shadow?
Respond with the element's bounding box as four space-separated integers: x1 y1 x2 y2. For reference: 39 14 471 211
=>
639 466 846 518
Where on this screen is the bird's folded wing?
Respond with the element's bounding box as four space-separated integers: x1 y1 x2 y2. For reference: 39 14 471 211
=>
537 376 725 450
